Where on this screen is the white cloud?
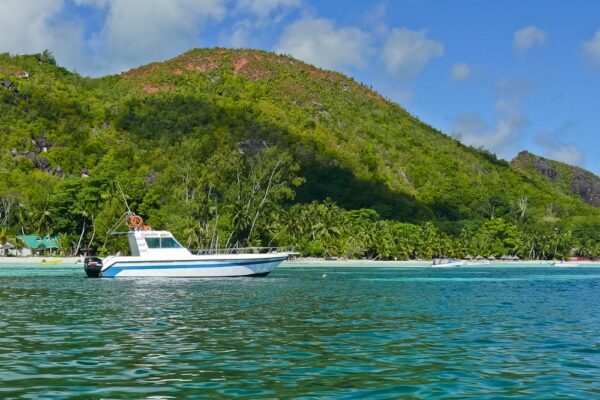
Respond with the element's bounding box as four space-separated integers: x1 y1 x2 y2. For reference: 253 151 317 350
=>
381 28 443 80
452 81 530 158
224 20 253 48
513 25 547 53
0 0 63 54
542 143 584 166
535 123 585 167
366 3 388 37
451 62 471 81
453 100 527 156
87 0 226 74
0 0 87 69
583 29 600 70
221 0 302 48
236 0 301 19
72 0 110 6
0 0 227 76
275 17 371 70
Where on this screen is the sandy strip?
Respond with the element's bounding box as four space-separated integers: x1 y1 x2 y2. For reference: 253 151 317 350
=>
0 257 83 264
284 258 600 267
2 256 599 267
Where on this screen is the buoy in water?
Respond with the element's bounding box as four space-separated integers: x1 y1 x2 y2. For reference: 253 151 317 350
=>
322 273 328 278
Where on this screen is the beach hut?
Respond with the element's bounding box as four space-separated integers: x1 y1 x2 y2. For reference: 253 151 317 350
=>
464 254 474 260
487 255 496 260
500 255 510 260
475 255 484 260
17 235 60 256
0 243 14 256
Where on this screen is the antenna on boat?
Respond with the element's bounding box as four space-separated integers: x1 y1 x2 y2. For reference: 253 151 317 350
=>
116 181 132 214
107 181 135 235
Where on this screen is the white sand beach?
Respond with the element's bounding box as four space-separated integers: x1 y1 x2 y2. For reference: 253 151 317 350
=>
0 256 83 265
284 257 600 267
2 256 599 267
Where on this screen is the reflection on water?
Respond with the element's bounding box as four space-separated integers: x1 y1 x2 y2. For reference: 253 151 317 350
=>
1 264 600 398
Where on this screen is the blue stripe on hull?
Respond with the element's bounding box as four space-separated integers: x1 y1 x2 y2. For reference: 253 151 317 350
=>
101 257 285 278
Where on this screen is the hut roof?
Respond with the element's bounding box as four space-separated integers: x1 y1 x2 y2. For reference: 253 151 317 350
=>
17 235 59 250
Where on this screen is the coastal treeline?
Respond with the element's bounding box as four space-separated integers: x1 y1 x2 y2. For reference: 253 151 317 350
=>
1 50 600 260
1 144 599 260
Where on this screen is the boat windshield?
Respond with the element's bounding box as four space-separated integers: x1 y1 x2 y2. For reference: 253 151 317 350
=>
145 237 182 249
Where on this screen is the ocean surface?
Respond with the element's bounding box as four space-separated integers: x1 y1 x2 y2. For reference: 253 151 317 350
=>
1 263 600 399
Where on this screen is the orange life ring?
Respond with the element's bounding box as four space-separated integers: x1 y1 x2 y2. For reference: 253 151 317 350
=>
127 215 143 228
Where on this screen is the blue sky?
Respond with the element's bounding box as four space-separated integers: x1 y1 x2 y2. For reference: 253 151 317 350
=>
1 0 600 173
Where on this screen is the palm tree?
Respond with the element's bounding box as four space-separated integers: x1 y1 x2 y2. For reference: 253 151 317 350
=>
0 227 7 244
30 208 53 236
516 196 528 221
58 233 71 256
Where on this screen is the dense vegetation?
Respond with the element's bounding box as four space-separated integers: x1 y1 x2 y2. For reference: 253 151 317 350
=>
1 49 599 259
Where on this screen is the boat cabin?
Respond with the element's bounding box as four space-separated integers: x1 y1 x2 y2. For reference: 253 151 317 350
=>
127 230 191 257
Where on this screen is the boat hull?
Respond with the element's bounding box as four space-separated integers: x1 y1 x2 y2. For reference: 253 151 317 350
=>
100 255 288 278
552 262 579 267
431 261 464 268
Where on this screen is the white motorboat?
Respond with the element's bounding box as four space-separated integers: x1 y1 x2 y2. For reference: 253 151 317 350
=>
84 215 290 278
552 261 579 267
431 259 464 268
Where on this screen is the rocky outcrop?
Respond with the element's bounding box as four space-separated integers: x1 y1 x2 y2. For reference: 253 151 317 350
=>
535 158 558 179
31 137 52 153
24 151 37 163
237 138 267 156
12 137 61 174
511 150 600 208
37 157 51 172
512 151 559 179
571 168 600 207
144 171 159 187
0 80 19 96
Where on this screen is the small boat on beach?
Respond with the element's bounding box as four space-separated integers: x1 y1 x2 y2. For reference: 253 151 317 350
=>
552 261 579 267
41 259 63 265
431 259 464 268
84 214 290 278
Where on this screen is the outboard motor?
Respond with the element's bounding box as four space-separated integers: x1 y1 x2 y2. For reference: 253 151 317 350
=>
84 257 103 278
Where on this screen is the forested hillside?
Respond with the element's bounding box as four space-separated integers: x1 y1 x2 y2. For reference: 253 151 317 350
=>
1 49 599 259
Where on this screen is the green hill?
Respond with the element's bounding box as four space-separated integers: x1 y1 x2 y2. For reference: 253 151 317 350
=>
510 151 600 244
1 48 599 258
511 151 600 207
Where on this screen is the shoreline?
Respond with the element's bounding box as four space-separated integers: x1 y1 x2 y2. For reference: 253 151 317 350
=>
0 256 83 265
1 256 599 267
283 257 600 267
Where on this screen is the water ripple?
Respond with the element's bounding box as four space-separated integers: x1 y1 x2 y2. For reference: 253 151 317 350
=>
0 264 600 398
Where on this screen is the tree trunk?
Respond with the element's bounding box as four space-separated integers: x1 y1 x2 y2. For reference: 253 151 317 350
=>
248 160 281 241
86 217 96 253
75 222 86 256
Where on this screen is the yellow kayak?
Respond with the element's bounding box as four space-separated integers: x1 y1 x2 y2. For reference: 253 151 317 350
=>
41 259 63 265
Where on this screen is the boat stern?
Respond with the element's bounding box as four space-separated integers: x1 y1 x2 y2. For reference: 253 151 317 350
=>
84 257 103 278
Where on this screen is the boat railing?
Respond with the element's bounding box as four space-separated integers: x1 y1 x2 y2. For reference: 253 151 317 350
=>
192 246 292 255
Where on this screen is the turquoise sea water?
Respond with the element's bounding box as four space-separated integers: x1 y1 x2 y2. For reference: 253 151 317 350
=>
1 263 600 399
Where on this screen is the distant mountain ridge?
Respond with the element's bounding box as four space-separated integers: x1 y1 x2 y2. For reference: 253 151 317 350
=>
511 151 600 207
